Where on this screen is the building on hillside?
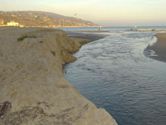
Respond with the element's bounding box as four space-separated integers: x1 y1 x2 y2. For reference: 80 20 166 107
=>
6 21 24 27
0 19 4 25
7 21 19 26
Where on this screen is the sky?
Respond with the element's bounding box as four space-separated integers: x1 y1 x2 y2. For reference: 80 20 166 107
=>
0 0 166 26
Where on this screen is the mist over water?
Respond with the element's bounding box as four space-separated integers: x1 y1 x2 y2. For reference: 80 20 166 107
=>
65 28 166 125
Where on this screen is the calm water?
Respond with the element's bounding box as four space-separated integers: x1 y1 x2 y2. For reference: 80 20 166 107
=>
64 28 166 125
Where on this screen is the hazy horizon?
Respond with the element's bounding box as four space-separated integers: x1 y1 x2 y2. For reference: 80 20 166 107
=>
0 0 166 26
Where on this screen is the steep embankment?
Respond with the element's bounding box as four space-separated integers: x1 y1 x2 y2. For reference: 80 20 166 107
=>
0 27 117 125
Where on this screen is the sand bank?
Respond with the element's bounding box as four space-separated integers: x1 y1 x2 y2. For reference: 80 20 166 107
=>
0 27 117 125
67 31 107 41
145 33 166 62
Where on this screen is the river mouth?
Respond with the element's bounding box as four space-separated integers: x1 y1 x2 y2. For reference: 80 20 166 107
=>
65 30 166 125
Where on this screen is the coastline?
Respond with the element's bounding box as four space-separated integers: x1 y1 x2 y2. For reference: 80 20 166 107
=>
0 27 117 125
145 33 166 62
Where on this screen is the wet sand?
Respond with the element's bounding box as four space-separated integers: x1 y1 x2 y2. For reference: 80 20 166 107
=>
145 33 166 62
67 31 107 41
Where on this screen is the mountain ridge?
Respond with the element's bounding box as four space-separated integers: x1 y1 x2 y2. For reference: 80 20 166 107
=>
0 11 97 27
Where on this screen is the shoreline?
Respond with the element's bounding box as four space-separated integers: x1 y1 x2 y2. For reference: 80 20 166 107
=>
67 31 108 41
145 33 166 62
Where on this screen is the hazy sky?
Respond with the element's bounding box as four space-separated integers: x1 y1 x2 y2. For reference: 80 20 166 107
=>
0 0 166 26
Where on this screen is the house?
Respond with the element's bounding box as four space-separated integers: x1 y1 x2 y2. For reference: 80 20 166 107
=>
7 21 19 26
0 19 4 25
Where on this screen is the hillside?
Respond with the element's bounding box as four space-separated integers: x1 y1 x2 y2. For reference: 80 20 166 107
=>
0 11 96 27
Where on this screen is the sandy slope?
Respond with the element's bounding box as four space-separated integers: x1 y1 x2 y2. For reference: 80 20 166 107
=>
0 27 117 125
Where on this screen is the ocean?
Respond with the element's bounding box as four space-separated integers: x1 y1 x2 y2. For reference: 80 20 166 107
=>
64 27 166 125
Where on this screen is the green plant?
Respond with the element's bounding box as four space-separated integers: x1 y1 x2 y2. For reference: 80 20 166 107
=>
17 35 37 42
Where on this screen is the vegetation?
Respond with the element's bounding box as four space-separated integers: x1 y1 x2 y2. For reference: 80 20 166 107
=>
17 35 37 41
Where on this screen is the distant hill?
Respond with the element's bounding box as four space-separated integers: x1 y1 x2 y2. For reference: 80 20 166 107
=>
0 11 97 27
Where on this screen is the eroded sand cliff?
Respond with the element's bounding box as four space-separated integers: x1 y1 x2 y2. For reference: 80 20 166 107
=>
0 27 117 125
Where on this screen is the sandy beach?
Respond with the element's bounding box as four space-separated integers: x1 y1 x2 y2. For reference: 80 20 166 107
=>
146 33 166 62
